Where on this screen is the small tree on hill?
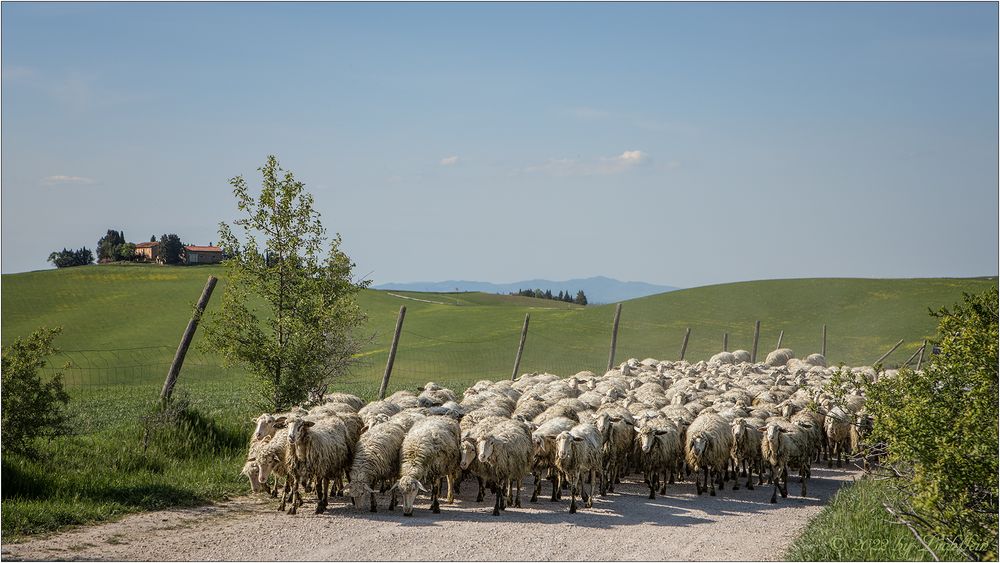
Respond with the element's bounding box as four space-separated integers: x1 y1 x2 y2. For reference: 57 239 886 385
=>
47 247 94 268
97 229 126 262
150 235 157 243
575 290 588 305
204 155 369 410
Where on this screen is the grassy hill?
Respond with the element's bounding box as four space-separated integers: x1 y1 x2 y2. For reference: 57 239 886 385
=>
1 264 995 539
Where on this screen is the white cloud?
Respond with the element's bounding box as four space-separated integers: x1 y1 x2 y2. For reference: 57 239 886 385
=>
521 150 649 177
41 175 96 186
440 156 459 166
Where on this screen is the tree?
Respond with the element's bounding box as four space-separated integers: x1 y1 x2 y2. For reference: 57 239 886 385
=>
97 229 127 263
575 290 588 305
1 327 71 458
204 155 369 410
115 242 136 262
865 289 998 560
48 247 94 268
158 234 185 265
150 235 157 243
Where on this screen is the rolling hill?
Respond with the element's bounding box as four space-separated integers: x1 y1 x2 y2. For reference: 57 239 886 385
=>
374 276 679 304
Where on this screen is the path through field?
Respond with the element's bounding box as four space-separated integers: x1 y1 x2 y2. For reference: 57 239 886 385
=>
5 467 858 561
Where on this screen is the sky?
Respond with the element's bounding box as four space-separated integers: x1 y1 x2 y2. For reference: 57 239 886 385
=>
2 2 997 288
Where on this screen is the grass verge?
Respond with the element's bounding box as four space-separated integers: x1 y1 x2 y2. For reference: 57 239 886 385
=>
786 477 964 561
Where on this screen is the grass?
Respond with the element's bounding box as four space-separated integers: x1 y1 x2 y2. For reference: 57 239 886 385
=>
786 477 965 561
1 264 995 540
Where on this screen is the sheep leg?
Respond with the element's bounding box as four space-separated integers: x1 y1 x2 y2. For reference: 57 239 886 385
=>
769 465 779 504
800 467 808 497
530 473 540 503
746 463 755 490
586 469 596 508
647 468 656 499
446 474 455 504
695 468 703 495
709 467 717 496
431 482 441 514
499 480 507 512
515 478 522 508
659 471 667 494
780 466 789 498
476 476 485 502
732 460 741 491
716 467 725 492
568 474 578 514
390 489 398 511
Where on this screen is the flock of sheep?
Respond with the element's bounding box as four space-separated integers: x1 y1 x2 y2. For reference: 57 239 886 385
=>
242 347 873 516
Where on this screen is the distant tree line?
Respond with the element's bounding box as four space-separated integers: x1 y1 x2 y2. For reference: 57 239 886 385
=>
514 288 588 305
47 228 186 268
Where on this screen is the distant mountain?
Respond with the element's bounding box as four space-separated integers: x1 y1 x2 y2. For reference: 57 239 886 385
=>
373 276 679 304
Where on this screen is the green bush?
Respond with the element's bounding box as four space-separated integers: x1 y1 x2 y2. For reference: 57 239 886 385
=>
865 289 998 560
1 328 71 458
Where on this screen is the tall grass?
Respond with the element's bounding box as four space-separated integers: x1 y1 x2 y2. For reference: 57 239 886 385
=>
786 477 965 561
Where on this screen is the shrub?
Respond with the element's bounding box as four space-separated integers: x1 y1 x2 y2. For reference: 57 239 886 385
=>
865 289 998 560
1 328 71 458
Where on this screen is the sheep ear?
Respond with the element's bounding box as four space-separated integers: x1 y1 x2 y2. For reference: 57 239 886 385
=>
303 420 316 427
387 482 399 493
654 430 668 436
416 481 430 493
757 426 768 432
272 417 287 429
246 456 256 462
778 428 788 433
572 436 583 442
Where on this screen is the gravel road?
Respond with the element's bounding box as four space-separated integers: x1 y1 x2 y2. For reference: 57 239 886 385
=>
4 467 858 561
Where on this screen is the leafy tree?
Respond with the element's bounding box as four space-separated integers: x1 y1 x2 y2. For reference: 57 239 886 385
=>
159 234 184 265
150 235 157 243
97 229 126 262
1 327 71 458
865 289 998 560
575 290 588 305
47 247 94 268
544 289 553 300
204 155 369 410
115 242 136 262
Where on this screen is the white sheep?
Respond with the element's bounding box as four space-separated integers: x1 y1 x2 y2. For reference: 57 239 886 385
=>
344 420 407 512
465 417 533 515
760 419 814 503
634 417 682 499
730 417 765 490
393 416 461 516
765 348 795 367
282 415 352 514
529 416 577 502
594 407 635 494
685 412 734 496
554 422 603 513
823 405 852 468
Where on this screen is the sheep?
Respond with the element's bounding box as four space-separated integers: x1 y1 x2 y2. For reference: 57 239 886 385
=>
731 350 752 363
242 434 272 494
358 400 402 429
418 387 457 407
709 352 736 365
823 405 852 468
635 418 682 498
252 412 290 441
805 353 827 367
760 419 815 503
791 410 826 462
254 428 294 508
529 416 577 502
393 416 462 516
730 417 765 490
322 392 365 411
554 422 603 513
386 390 422 410
512 398 547 423
465 417 533 515
344 420 407 512
594 407 635 494
685 412 734 496
533 404 580 425
282 415 352 514
765 348 795 367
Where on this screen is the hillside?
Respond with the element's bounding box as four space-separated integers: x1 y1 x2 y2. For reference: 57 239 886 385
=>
374 276 679 304
2 265 995 397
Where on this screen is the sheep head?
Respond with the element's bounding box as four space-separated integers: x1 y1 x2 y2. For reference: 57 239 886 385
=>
689 434 709 458
253 414 286 441
555 431 580 463
459 440 477 470
476 437 496 464
286 417 315 445
393 476 429 516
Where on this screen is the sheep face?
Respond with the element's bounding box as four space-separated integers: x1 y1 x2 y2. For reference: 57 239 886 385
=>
689 434 709 458
459 440 477 470
343 481 374 509
732 419 748 441
637 427 656 453
256 454 279 485
253 414 286 441
286 418 315 445
476 437 495 464
555 431 582 464
395 475 429 516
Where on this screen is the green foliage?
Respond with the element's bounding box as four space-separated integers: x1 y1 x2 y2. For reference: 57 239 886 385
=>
204 155 369 411
97 229 127 263
47 247 94 268
787 477 965 561
865 289 998 560
158 234 184 265
1 328 71 458
575 289 588 305
115 242 136 262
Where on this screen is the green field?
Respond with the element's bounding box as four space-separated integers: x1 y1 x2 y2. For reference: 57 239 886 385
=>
1 264 995 539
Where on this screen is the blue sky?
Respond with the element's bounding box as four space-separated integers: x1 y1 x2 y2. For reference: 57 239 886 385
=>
2 2 997 287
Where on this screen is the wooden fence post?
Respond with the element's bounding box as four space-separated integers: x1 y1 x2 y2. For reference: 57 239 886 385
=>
822 324 827 357
378 306 406 400
161 276 218 402
751 320 761 363
607 303 622 371
511 314 530 380
776 330 784 350
916 339 927 370
874 339 905 366
903 344 924 367
680 328 691 361
723 332 728 352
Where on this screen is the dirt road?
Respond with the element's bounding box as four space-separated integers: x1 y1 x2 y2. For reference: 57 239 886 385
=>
4 467 857 561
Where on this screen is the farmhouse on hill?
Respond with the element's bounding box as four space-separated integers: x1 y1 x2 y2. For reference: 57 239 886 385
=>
134 241 160 262
183 245 223 265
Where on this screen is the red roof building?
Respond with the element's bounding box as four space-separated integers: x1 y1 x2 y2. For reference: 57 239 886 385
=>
183 245 223 265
